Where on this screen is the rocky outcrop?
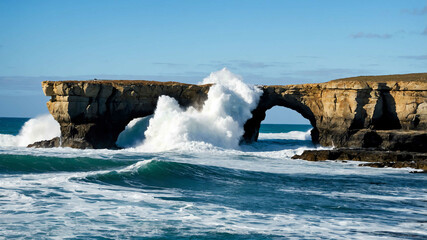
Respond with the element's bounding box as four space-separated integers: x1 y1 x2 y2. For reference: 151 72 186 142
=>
292 149 427 171
31 73 427 150
243 73 427 152
38 80 210 148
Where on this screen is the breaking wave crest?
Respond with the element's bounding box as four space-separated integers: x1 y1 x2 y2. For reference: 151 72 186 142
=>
0 154 138 173
80 159 272 190
0 115 60 147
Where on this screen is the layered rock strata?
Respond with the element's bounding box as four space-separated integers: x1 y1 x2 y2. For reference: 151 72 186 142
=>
31 73 427 150
244 73 427 152
39 80 210 148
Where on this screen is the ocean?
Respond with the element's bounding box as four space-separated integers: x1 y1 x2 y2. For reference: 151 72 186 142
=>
0 117 426 239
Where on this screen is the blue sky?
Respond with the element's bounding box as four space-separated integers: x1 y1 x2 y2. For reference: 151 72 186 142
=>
0 0 426 123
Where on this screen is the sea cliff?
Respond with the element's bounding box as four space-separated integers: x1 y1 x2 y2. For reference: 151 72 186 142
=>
30 73 427 157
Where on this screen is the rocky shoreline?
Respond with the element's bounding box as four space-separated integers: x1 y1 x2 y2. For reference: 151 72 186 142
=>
292 148 427 172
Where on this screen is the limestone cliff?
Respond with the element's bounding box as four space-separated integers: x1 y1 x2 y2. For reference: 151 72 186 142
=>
32 73 427 151
244 73 427 152
40 80 210 148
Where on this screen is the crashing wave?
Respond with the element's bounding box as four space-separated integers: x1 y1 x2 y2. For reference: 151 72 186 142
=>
0 115 60 147
129 68 263 152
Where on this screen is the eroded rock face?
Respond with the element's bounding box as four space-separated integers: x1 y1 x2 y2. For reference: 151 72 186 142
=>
244 74 427 151
32 73 427 150
39 80 210 148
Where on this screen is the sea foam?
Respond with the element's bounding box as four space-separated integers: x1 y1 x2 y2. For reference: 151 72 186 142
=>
258 129 312 140
133 68 262 152
0 114 60 147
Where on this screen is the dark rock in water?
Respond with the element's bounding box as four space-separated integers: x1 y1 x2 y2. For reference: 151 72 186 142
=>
292 149 427 171
346 130 427 152
27 137 94 149
28 137 61 148
28 137 122 149
31 73 427 150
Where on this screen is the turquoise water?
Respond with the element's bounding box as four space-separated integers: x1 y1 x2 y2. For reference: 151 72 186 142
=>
0 117 29 135
0 118 426 239
259 123 312 133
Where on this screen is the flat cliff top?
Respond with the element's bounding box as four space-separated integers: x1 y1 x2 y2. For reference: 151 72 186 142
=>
266 73 427 90
42 79 210 86
322 73 427 91
331 73 427 82
42 73 427 91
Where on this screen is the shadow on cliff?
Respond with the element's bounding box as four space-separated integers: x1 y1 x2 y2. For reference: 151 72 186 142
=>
348 83 402 149
371 83 401 130
349 89 371 130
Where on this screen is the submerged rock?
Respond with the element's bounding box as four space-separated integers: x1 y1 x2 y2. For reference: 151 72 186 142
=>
292 149 427 171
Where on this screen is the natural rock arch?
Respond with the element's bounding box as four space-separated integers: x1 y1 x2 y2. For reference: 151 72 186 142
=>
32 73 427 152
242 86 319 144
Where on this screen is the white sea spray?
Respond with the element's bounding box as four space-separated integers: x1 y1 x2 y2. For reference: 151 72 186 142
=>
258 129 312 140
0 114 60 147
134 68 262 152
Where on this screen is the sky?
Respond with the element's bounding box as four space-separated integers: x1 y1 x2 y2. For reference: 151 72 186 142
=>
0 0 426 123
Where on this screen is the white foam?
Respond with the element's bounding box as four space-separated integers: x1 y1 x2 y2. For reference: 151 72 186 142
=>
0 134 18 147
118 160 153 173
258 129 312 140
134 68 262 152
0 114 60 147
1 169 425 239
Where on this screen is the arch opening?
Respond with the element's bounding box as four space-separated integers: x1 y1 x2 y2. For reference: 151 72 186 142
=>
263 107 310 125
258 105 317 143
242 96 319 145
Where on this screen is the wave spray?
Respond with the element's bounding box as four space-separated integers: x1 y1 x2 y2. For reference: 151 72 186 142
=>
134 68 262 151
0 114 60 147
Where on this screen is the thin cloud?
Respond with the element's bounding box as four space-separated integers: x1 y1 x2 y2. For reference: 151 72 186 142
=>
152 62 186 67
287 68 368 76
0 76 49 96
196 61 226 69
399 55 427 60
230 60 277 69
197 60 286 70
401 5 427 15
423 27 427 35
350 32 392 39
282 68 374 82
361 63 380 67
296 56 321 59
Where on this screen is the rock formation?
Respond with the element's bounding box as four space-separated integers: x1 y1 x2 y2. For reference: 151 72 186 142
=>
31 73 427 151
244 73 427 152
37 80 210 148
292 149 427 171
